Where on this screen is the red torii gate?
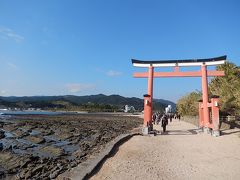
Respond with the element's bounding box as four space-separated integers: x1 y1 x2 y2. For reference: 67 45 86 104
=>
132 55 226 136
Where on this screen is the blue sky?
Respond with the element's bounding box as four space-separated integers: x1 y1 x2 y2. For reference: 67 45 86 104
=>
0 0 239 102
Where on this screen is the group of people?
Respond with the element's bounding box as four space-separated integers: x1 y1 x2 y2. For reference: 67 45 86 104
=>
152 112 181 133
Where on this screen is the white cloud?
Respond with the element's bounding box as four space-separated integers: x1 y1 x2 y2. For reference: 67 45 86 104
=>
66 83 95 93
6 62 18 70
0 26 24 43
0 90 7 95
106 70 122 77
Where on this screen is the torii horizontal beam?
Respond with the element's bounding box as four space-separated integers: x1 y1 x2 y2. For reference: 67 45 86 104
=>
134 70 225 78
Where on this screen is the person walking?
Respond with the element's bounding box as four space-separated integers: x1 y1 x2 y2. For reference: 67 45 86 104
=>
161 114 168 133
170 114 173 122
152 113 156 124
156 113 161 124
178 114 181 121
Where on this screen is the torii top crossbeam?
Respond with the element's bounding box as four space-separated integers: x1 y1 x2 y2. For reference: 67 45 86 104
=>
132 55 226 67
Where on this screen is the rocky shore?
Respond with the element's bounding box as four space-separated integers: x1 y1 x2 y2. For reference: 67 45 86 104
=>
0 114 142 179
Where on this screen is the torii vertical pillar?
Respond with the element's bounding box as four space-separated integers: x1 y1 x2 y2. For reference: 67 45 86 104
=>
211 96 220 136
147 65 154 129
143 94 151 134
198 100 204 128
142 65 154 134
201 64 210 132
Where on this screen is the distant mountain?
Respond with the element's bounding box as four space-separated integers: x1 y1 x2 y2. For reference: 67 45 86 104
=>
0 94 176 111
154 99 176 109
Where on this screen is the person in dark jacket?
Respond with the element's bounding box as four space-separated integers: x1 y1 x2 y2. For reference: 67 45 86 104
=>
152 113 156 124
178 114 181 121
161 114 168 133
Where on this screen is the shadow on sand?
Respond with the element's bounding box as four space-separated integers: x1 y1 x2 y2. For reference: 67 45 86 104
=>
221 129 240 136
154 128 199 136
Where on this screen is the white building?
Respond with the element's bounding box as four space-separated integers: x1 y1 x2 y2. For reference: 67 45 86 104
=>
165 105 172 113
124 105 135 113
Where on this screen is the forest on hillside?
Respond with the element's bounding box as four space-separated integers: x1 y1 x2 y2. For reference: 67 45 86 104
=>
0 94 169 112
177 61 240 116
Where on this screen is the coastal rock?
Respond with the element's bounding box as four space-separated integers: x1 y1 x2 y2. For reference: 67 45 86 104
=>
18 169 28 179
0 114 142 179
33 128 54 136
31 164 44 175
24 135 45 144
20 158 32 168
12 129 29 138
40 146 65 157
2 125 17 132
49 169 60 179
0 143 3 151
24 170 32 179
0 130 5 139
56 132 73 140
0 152 23 173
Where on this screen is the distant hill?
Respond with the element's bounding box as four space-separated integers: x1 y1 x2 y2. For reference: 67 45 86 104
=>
0 94 176 112
154 99 176 109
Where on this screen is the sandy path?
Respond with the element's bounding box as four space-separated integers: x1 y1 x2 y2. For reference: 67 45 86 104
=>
90 119 240 180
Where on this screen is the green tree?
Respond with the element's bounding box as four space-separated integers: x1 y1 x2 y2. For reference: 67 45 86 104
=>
209 61 240 115
176 91 202 116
